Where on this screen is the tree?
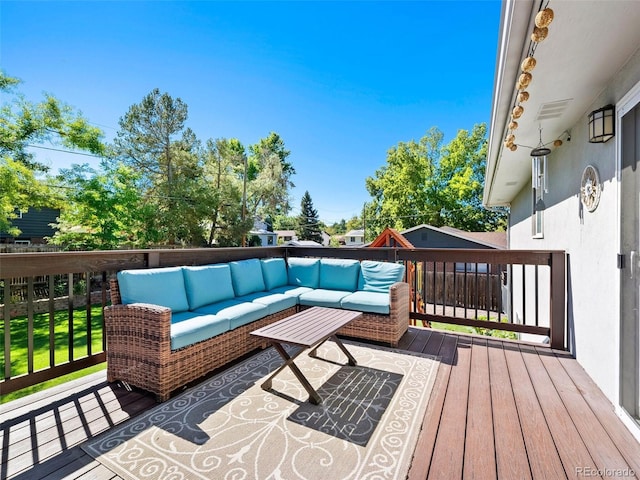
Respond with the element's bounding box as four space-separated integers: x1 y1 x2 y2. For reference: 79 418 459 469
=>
0 70 105 236
433 124 505 231
345 215 363 232
111 89 206 245
0 71 105 171
246 132 295 219
0 158 50 236
297 191 322 243
202 138 251 247
48 163 147 250
329 219 347 235
365 124 506 237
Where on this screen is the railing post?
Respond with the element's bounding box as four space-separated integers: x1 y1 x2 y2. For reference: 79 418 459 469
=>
147 251 160 268
549 251 566 350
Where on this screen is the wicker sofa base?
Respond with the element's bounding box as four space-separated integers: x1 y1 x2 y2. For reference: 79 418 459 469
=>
105 303 297 402
298 306 407 347
105 276 410 402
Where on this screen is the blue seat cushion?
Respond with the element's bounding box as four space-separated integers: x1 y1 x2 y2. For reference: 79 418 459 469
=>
237 292 297 315
182 264 235 310
319 258 360 291
194 299 269 329
299 289 352 309
358 261 406 293
170 311 230 350
117 267 189 313
340 291 391 315
287 257 320 288
229 259 266 296
260 258 288 290
270 285 314 299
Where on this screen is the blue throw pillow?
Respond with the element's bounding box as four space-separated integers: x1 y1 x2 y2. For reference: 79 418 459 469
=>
287 257 320 288
182 264 236 310
117 267 189 313
358 261 406 293
229 259 266 296
319 258 360 291
260 258 288 290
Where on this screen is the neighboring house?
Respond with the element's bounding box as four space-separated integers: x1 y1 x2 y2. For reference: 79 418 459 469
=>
483 1 640 439
400 224 506 250
344 229 365 247
0 207 60 244
249 220 277 247
275 230 297 244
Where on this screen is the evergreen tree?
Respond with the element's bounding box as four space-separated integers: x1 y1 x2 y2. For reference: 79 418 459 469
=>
297 191 322 243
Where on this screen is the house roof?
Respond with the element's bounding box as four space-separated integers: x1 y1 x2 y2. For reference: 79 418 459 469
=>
483 0 640 207
345 229 364 237
438 226 507 250
284 240 321 246
401 224 507 249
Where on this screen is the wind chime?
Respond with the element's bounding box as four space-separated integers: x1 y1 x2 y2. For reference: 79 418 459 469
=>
531 127 550 199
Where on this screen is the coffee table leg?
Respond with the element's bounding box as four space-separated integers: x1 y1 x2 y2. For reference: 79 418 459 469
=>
262 342 323 405
331 335 358 366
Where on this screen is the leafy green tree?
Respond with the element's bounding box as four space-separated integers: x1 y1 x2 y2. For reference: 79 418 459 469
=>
297 191 322 243
111 89 207 245
346 215 363 232
331 219 347 235
365 127 442 234
0 70 105 237
202 138 251 247
365 124 506 237
0 71 105 171
433 124 505 231
0 158 50 236
48 163 146 250
246 132 295 219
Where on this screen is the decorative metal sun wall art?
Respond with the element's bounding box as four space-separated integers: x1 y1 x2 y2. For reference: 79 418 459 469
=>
580 165 601 212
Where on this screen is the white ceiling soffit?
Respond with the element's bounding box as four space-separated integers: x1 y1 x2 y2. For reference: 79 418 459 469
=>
484 0 640 207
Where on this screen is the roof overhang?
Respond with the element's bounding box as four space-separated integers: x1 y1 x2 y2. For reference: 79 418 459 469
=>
484 0 640 207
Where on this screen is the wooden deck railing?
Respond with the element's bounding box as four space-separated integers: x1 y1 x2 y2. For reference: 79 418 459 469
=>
0 246 566 396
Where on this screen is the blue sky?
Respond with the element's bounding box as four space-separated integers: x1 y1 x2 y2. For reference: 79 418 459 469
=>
2 0 501 224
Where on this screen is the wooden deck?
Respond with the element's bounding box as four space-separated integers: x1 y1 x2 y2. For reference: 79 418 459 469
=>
2 327 640 479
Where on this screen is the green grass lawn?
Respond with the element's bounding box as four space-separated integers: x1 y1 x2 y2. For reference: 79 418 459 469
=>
0 306 106 404
421 319 518 340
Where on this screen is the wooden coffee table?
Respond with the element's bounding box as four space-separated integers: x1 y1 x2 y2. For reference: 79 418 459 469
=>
250 306 362 404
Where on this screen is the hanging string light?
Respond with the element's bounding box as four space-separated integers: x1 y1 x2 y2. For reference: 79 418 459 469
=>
504 3 555 154
535 7 554 28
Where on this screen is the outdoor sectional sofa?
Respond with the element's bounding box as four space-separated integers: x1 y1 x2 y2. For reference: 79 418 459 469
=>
105 257 409 401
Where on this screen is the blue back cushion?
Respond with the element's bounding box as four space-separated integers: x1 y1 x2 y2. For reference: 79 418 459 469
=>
319 259 360 291
117 267 189 313
229 259 266 296
358 261 406 293
182 264 236 310
287 257 320 288
260 258 288 290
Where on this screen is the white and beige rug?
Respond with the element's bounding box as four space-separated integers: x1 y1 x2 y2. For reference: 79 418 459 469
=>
83 340 439 480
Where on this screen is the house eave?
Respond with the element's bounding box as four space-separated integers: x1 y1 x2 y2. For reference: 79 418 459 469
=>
483 0 640 208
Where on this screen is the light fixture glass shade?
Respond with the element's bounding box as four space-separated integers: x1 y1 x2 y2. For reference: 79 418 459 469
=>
588 105 615 143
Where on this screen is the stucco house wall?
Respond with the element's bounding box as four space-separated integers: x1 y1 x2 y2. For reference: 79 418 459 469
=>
508 46 640 402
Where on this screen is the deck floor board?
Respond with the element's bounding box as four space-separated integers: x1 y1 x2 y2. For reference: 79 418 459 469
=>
2 327 639 480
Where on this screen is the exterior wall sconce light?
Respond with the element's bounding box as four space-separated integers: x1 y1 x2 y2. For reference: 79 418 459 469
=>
588 104 615 143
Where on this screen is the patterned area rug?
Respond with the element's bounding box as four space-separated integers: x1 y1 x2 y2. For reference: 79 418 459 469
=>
83 340 439 480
